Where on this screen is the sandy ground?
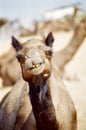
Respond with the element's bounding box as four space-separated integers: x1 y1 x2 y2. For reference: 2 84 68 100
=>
0 31 86 130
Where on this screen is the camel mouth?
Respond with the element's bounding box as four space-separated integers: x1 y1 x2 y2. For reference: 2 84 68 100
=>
27 62 45 75
29 63 42 70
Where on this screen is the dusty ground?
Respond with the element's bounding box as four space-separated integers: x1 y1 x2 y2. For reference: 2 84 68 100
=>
0 31 86 130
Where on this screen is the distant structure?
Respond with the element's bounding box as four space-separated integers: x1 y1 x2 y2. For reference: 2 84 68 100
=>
43 2 84 21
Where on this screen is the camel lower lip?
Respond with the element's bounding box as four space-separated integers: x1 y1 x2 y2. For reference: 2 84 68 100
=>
28 63 45 75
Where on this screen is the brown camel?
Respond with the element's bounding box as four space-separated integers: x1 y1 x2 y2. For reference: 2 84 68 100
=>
0 32 76 130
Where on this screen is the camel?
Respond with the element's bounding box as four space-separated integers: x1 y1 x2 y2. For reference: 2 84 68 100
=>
0 48 21 86
0 17 86 86
0 77 33 130
36 19 73 35
0 32 76 130
53 17 86 71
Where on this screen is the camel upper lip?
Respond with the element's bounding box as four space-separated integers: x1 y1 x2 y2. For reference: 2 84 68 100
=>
27 58 45 70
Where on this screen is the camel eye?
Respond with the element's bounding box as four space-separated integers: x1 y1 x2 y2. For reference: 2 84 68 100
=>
16 54 25 63
45 50 53 56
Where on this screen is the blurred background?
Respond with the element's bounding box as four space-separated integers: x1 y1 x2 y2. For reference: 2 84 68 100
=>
0 0 86 25
0 0 86 39
0 1 86 130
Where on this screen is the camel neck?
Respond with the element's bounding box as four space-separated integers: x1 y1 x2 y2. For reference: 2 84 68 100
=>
29 80 59 130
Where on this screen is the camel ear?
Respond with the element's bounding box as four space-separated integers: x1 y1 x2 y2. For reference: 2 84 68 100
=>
45 32 54 47
12 36 22 51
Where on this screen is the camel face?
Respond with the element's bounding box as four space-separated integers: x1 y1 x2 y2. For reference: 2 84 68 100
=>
12 32 54 83
17 40 52 82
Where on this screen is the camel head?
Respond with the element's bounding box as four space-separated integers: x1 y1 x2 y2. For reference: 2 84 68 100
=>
12 32 54 85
